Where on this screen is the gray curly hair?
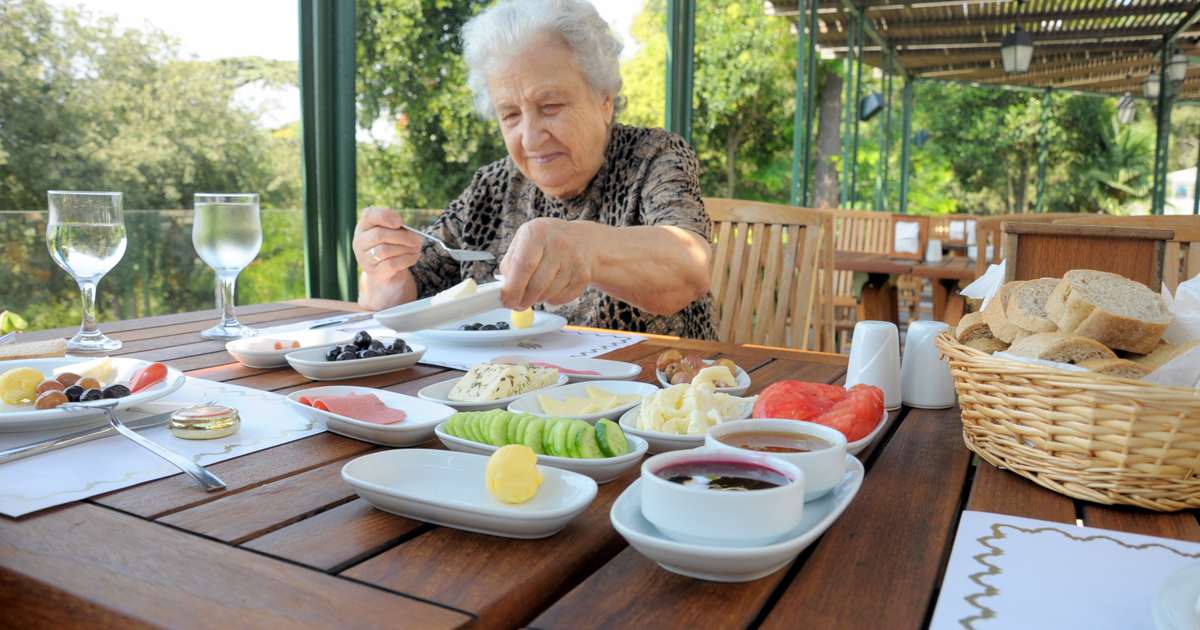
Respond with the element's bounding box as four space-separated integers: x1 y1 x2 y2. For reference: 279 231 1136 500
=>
461 0 626 121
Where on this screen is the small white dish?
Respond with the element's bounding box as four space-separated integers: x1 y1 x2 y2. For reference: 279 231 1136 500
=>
610 455 864 582
490 354 641 383
434 421 649 483
507 381 659 425
285 386 456 447
846 409 888 456
342 449 598 539
417 373 570 412
415 308 568 346
617 403 753 454
284 340 426 381
374 280 504 333
1155 562 1200 630
656 360 751 396
705 419 848 502
226 329 355 369
0 357 186 432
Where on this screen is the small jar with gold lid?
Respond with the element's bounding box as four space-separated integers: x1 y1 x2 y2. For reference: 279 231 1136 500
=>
169 405 240 440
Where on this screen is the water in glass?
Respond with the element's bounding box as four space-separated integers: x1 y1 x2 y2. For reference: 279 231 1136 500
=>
46 191 127 352
192 194 262 340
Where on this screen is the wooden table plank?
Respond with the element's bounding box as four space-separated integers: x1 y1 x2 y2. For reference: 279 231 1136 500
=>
0 503 472 630
758 406 974 630
1083 504 1200 542
14 302 304 343
965 460 1076 524
105 308 347 360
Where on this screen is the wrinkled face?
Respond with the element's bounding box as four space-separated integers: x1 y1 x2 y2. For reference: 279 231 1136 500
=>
488 37 614 199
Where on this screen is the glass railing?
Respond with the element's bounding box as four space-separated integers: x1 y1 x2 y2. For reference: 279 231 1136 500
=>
0 208 442 332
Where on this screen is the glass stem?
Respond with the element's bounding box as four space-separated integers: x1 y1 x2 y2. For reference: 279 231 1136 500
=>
217 271 240 326
77 279 99 335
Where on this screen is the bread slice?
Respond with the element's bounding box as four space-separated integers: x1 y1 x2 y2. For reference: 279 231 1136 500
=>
1043 270 1171 354
1125 339 1200 372
1007 332 1117 364
1077 358 1151 380
955 312 994 343
1006 278 1060 334
0 338 68 361
983 281 1033 343
964 338 1010 354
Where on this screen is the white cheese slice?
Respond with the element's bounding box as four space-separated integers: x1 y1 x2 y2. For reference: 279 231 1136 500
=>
430 278 478 305
448 363 559 402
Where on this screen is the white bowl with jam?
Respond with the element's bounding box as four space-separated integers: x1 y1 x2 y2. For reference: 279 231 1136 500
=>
639 448 805 548
705 419 847 502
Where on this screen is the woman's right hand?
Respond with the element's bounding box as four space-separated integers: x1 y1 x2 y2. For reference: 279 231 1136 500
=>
354 207 423 309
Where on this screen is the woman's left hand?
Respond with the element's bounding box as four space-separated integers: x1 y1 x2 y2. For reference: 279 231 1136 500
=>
499 218 594 310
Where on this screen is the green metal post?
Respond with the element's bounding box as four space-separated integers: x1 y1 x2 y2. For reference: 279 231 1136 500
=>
790 0 810 207
849 14 864 205
876 58 893 212
802 3 819 205
1035 87 1051 213
898 76 914 215
840 15 856 206
299 0 357 301
1152 44 1174 215
1193 114 1200 215
665 0 696 145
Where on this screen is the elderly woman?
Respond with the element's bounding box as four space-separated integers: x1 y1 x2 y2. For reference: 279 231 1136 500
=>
353 0 717 339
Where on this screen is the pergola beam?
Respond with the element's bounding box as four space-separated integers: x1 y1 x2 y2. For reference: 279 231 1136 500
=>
878 25 1200 49
876 5 1190 29
1157 1 1200 52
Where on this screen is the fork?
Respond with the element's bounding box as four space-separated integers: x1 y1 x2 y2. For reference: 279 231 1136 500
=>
402 225 495 262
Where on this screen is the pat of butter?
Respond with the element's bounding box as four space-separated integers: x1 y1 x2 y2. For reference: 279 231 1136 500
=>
485 444 543 504
430 278 478 305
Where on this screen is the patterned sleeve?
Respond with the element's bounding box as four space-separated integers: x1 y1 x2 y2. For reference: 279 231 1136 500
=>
406 175 475 300
638 134 712 241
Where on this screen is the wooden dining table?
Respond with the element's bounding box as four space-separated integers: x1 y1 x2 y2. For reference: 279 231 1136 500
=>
833 252 976 326
3 299 1196 630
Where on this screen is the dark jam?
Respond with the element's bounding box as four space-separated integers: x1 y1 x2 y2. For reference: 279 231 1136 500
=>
655 460 791 491
716 430 834 454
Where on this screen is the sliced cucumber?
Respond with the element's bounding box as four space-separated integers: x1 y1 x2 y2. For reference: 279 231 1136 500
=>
506 412 524 445
523 418 547 455
543 418 561 456
443 413 460 437
595 418 630 457
488 411 512 446
467 413 485 444
566 420 589 458
550 419 572 457
514 415 532 445
577 425 604 459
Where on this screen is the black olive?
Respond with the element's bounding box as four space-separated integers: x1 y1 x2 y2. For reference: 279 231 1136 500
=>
336 351 358 361
389 339 408 354
369 339 386 352
80 388 103 402
358 349 382 359
480 324 497 331
459 324 473 331
495 322 510 330
101 384 131 399
353 331 372 350
325 346 341 361
63 385 84 402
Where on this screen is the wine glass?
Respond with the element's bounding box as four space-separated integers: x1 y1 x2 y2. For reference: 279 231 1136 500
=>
192 193 262 340
46 191 127 352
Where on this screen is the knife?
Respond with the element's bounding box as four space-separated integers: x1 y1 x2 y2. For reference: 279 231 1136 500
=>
308 313 374 329
0 403 208 466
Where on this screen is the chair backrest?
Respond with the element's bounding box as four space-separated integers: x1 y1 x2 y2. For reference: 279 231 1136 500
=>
1002 222 1175 292
974 212 1095 277
826 209 893 254
704 198 829 351
1053 215 1200 292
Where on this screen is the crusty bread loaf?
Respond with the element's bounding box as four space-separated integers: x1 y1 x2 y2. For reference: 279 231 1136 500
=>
1006 278 1060 334
955 312 994 343
984 281 1033 343
1043 270 1171 354
1077 358 1151 380
1007 332 1117 364
0 338 67 361
1125 339 1200 372
964 338 1010 354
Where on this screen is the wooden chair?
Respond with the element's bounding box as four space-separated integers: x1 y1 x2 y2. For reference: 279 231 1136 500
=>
974 212 1095 278
705 198 831 351
1002 222 1175 292
1052 215 1200 293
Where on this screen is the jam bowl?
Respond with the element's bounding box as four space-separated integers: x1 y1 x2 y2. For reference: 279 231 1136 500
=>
639 448 804 548
705 419 847 502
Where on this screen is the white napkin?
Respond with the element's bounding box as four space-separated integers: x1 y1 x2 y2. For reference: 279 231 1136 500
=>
1161 276 1200 345
948 220 966 241
992 351 1092 373
966 244 992 261
965 219 977 245
894 221 921 255
960 260 1006 310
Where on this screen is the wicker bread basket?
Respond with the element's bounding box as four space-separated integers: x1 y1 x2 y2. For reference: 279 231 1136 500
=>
935 330 1200 512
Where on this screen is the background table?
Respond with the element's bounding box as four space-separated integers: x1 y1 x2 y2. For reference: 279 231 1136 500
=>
2 299 1196 630
833 252 977 325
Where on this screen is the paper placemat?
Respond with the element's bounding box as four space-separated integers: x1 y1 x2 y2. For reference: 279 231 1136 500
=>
0 377 323 518
257 318 646 372
930 510 1200 630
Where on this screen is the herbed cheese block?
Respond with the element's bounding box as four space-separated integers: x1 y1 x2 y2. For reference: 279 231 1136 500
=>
448 363 560 402
1043 270 1171 354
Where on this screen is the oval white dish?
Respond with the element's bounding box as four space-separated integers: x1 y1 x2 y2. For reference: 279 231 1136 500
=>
374 281 504 333
226 329 355 369
507 380 659 425
285 340 426 381
490 354 642 383
617 403 753 455
656 359 751 396
417 373 569 412
285 386 456 447
415 308 567 346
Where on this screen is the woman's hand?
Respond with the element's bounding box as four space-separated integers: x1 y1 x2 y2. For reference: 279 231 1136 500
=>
354 208 423 310
500 218 595 310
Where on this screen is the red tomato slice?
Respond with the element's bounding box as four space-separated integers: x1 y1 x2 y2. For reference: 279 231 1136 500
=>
752 380 844 422
128 362 168 393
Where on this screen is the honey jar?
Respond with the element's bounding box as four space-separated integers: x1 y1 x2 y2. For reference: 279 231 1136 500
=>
169 405 240 440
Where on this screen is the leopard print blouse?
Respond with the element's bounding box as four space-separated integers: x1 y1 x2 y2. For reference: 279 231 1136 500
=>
408 123 719 340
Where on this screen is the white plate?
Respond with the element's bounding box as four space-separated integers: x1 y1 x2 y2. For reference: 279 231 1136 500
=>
434 421 649 483
417 373 570 412
610 455 864 582
847 409 888 456
490 354 642 383
285 340 426 381
374 280 504 333
342 449 598 539
285 386 456 447
1155 562 1200 630
657 360 751 396
226 329 356 369
617 403 753 454
415 308 568 346
0 357 185 432
507 381 659 425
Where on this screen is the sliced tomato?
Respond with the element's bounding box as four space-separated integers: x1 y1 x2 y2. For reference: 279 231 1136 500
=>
127 362 168 394
752 380 844 422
